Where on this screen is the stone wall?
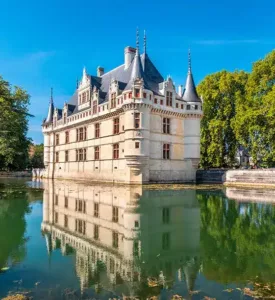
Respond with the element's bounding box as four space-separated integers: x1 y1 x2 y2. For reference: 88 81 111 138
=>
0 171 31 178
225 169 275 185
196 169 226 184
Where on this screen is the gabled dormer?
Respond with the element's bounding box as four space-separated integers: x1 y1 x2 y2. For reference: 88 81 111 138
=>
92 86 99 114
109 78 119 109
159 76 175 107
78 67 92 110
63 103 68 125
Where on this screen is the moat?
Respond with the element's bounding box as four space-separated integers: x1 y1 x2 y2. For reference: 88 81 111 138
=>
1 178 275 300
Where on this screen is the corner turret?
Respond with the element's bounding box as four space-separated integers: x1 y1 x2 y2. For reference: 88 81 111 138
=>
44 88 54 124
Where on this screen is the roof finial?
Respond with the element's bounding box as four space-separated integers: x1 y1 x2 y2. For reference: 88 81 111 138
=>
136 27 139 53
188 48 192 73
76 78 79 89
50 87 53 103
144 30 147 54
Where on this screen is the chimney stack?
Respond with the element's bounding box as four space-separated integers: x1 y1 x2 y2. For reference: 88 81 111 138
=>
124 46 136 69
97 66 104 77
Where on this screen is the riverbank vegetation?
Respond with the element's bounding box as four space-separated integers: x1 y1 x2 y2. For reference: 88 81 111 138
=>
198 50 275 168
0 76 31 171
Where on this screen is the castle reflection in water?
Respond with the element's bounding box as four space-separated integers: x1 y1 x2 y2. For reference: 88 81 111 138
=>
41 180 201 297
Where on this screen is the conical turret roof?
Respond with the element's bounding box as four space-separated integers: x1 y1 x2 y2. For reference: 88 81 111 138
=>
183 51 201 103
44 88 54 124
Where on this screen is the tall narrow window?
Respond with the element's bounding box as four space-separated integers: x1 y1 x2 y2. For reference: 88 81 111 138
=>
64 215 68 228
65 196 68 208
83 149 87 161
163 118 170 134
162 208 170 224
112 206 119 223
65 150 69 162
55 152 59 162
56 134 59 145
95 123 100 138
129 92 132 99
112 232 119 248
55 195 58 206
162 232 170 250
79 128 84 141
135 89 140 98
93 100 97 114
76 149 79 161
76 129 79 142
113 144 119 159
187 104 191 110
163 144 170 160
95 146 100 160
111 93 116 108
134 113 140 129
113 117 119 134
166 91 173 106
94 203 99 217
94 225 99 240
55 212 58 224
79 149 83 161
84 127 87 140
63 113 67 124
65 131 69 144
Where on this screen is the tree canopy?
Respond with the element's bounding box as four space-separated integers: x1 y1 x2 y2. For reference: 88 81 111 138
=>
0 76 31 170
198 50 275 168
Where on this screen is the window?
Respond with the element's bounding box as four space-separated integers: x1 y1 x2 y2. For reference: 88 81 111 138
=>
79 128 83 141
129 92 132 99
56 134 59 145
94 203 99 217
110 258 115 274
163 118 170 134
176 103 179 108
76 149 79 161
55 212 58 224
166 91 173 106
112 232 119 248
163 144 170 159
113 118 120 134
84 127 87 140
133 240 139 257
55 152 59 162
181 104 184 109
75 219 86 235
75 199 86 213
187 104 191 110
135 142 140 149
95 146 100 160
154 98 157 104
143 92 146 98
93 100 97 114
63 113 67 124
112 206 119 223
111 93 116 108
65 131 69 143
79 149 83 161
195 105 198 110
94 225 99 240
84 148 87 161
83 92 86 103
95 123 100 138
64 215 68 228
55 195 58 206
76 127 87 141
162 232 170 250
135 88 140 98
65 150 69 162
113 144 119 159
160 99 163 105
162 208 170 224
135 221 139 228
65 196 68 208
134 113 140 128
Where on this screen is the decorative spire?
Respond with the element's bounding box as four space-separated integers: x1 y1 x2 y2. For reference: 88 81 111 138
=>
76 78 79 89
144 30 147 54
136 27 139 53
188 48 192 73
44 88 55 124
183 51 201 102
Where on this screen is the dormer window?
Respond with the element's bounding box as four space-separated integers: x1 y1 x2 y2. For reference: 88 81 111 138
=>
93 100 97 114
63 113 67 124
187 105 191 110
166 91 172 106
111 93 116 109
135 89 140 98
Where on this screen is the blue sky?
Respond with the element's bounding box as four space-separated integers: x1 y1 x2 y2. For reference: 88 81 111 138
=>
1 0 274 143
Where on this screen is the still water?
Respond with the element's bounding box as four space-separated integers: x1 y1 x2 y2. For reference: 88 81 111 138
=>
0 179 275 299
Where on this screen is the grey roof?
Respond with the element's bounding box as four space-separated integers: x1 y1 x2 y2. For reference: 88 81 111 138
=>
182 70 201 103
125 49 145 90
44 98 54 124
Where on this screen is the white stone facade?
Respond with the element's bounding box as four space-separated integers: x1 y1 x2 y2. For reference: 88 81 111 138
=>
42 40 202 184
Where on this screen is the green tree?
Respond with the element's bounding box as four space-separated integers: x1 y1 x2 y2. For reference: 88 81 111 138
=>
0 76 31 170
234 50 275 167
197 71 248 168
29 143 44 169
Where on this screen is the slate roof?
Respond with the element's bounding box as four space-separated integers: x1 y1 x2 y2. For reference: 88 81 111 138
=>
44 47 200 122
